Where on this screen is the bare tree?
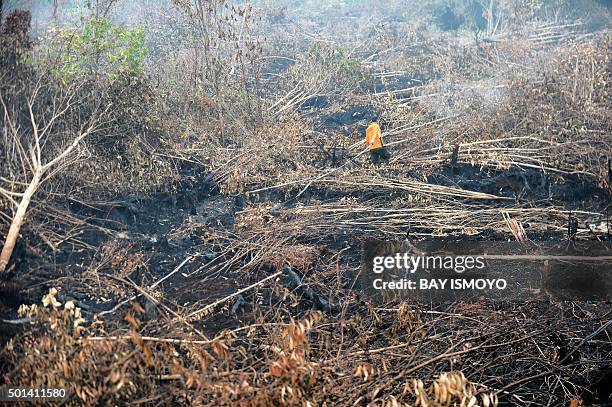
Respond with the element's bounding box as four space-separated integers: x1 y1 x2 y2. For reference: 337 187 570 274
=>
90 0 119 19
0 77 109 273
172 0 262 138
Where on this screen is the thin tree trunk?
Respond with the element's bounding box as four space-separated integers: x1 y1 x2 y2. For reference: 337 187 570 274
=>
0 168 41 273
52 0 58 24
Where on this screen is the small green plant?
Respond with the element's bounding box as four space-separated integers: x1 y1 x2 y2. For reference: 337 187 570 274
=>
52 16 148 81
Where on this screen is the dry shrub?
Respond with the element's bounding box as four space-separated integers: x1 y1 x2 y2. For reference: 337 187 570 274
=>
275 43 371 109
508 36 610 179
396 32 495 83
215 118 324 194
0 10 32 69
66 76 179 196
410 371 498 407
3 289 212 405
549 38 609 109
435 34 611 185
2 284 604 406
391 302 423 339
1 289 327 406
266 312 323 404
2 291 174 405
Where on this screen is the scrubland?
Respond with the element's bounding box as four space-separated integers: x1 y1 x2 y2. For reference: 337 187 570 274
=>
0 1 610 405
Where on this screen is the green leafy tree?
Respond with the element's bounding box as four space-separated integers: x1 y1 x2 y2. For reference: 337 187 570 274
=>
52 16 148 81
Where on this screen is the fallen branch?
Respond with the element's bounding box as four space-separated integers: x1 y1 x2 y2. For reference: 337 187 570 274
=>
85 335 212 345
185 270 283 320
96 256 193 318
282 264 330 312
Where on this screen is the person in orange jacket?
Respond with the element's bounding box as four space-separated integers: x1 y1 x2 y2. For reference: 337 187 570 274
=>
365 117 390 163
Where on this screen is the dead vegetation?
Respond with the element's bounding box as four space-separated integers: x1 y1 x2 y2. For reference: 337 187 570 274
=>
0 0 611 406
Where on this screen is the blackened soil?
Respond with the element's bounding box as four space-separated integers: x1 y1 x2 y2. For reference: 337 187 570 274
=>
434 163 611 212
1 143 610 346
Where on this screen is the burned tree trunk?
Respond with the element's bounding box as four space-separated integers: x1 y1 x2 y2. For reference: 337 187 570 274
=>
0 169 41 273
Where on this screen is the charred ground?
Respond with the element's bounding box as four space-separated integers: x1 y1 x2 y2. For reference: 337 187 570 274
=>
0 1 611 406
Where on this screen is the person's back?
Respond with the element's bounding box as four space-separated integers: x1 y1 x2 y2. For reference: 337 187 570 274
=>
366 122 383 150
365 121 390 163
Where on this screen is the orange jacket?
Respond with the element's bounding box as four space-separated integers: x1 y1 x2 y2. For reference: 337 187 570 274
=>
365 122 383 150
